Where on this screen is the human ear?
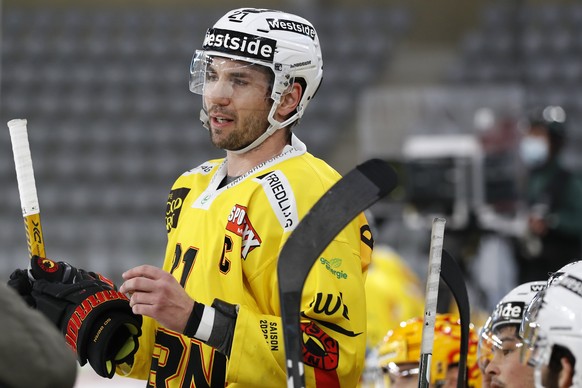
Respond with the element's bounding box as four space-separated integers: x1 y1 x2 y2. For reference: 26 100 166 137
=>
275 82 302 118
558 356 574 388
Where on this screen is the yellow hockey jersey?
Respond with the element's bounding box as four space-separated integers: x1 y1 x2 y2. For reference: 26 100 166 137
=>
120 137 372 387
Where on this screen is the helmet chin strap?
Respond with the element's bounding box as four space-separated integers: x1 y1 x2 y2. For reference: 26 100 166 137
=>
199 101 301 155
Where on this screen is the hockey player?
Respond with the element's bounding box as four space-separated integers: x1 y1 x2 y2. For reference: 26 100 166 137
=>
7 8 372 387
364 244 425 349
478 280 546 388
359 245 424 386
372 314 482 388
520 260 582 388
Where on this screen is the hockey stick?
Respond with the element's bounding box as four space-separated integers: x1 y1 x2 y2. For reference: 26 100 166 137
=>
7 118 46 263
418 217 446 388
440 249 471 388
277 158 398 388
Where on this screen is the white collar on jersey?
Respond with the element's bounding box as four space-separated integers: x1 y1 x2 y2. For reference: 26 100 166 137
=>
191 134 307 210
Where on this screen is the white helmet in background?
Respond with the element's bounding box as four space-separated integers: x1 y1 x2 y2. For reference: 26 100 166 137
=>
190 8 323 154
546 259 582 286
478 281 546 371
520 261 582 388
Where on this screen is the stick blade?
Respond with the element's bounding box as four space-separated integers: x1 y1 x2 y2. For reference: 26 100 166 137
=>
277 158 398 387
278 158 397 292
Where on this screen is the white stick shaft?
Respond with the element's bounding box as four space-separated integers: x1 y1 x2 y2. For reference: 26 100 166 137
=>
8 119 40 217
420 217 446 353
419 217 446 388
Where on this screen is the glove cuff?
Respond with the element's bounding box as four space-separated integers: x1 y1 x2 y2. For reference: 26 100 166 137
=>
86 310 142 378
63 288 131 360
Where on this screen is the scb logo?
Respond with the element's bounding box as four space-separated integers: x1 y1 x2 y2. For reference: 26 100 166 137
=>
166 188 190 232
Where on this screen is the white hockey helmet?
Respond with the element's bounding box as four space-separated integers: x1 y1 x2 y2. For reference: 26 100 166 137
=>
520 262 582 388
478 281 546 371
546 259 582 286
189 8 323 154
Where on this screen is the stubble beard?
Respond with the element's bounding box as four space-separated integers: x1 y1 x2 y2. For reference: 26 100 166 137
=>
210 110 271 151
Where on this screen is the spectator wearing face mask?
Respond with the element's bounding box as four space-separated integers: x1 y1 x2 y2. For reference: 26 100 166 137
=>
515 106 582 284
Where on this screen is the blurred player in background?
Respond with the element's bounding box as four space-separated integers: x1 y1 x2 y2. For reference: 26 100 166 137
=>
520 261 582 388
515 106 582 283
364 244 425 350
360 244 424 386
363 313 481 388
8 8 373 387
477 280 546 388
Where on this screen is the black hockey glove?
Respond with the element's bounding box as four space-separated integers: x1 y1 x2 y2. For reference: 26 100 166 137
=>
7 268 35 307
7 256 142 379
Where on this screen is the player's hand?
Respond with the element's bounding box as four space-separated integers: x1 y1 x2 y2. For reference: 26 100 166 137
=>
120 265 194 333
8 256 142 379
7 268 35 307
8 256 117 305
29 255 117 288
6 254 70 307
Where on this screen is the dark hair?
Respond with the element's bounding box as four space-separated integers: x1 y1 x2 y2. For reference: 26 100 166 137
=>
547 344 576 384
528 105 568 156
289 77 307 127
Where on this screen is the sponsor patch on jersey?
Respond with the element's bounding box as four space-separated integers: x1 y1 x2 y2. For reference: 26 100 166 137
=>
309 292 350 319
266 18 316 40
255 170 298 232
259 319 280 352
203 28 276 62
319 257 348 280
301 322 339 370
225 204 262 259
301 293 363 338
166 188 190 232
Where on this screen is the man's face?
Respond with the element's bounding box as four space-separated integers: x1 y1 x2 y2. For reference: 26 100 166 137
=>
203 57 273 151
484 326 535 388
443 365 459 388
527 125 550 143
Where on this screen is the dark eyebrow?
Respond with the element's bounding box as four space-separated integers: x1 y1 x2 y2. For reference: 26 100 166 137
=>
229 71 253 78
498 335 520 343
206 64 256 78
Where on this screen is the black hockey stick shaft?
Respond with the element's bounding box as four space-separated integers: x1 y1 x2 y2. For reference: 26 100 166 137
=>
440 249 471 388
277 158 398 388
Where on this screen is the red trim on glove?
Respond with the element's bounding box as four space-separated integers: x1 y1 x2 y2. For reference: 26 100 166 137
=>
65 289 129 352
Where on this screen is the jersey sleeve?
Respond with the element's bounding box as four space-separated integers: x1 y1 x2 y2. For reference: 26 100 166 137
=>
226 211 372 387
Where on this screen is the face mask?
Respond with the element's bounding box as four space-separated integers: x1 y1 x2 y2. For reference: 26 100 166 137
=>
519 137 549 167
